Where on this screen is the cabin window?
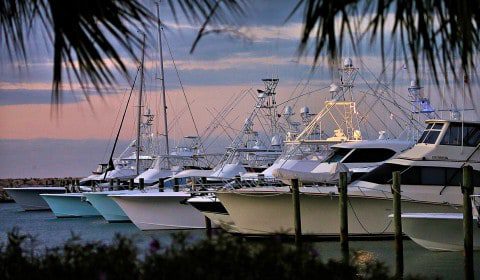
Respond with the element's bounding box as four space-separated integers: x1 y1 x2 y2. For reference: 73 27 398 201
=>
342 148 397 163
418 123 444 144
418 130 440 144
325 148 351 163
360 163 480 186
440 123 480 147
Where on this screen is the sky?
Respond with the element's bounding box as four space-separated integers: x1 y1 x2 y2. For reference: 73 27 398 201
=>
1 0 479 178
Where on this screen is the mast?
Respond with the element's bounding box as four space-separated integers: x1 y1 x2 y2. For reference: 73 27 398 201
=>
136 33 146 175
156 3 170 166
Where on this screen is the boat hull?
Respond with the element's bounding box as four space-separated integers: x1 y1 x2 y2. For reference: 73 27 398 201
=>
4 187 66 211
40 193 100 218
217 188 462 236
110 192 208 230
83 191 137 222
401 213 480 251
188 197 238 233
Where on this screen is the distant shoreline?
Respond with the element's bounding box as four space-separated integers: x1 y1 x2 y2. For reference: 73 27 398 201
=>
0 178 80 202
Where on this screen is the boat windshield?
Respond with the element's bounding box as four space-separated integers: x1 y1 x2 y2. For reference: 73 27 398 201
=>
440 123 480 147
342 148 397 163
417 123 444 144
325 148 351 163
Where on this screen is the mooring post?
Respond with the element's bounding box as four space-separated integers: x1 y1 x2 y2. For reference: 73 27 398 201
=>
158 179 164 192
392 171 403 279
205 217 212 239
339 172 349 263
291 178 302 247
139 178 144 190
258 173 265 187
129 178 134 190
116 178 121 188
109 179 114 191
463 165 474 280
173 178 179 192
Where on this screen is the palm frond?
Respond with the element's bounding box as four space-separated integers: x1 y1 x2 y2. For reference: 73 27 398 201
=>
1 0 154 103
294 0 479 85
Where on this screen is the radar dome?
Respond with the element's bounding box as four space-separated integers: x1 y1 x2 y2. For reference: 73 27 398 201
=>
343 57 353 68
329 83 339 93
283 105 294 116
300 106 310 115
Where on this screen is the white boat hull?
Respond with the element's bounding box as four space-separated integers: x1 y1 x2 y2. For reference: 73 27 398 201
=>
187 197 236 233
401 213 480 251
110 192 208 230
40 193 100 218
4 187 65 211
217 187 462 236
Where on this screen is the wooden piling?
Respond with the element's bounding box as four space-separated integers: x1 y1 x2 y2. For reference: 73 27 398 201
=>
173 178 179 192
257 174 265 186
291 178 302 247
139 178 144 190
116 178 121 187
158 179 164 192
392 171 403 279
339 172 349 263
205 217 212 239
463 165 474 280
129 178 134 190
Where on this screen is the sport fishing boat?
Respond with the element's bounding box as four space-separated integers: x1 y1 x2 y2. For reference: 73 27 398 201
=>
4 186 66 211
86 140 213 223
114 78 289 230
216 137 412 235
399 195 480 251
85 7 223 223
41 39 157 218
192 59 409 233
219 119 480 236
40 192 100 217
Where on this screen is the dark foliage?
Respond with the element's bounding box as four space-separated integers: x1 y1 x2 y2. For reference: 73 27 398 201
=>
0 229 432 280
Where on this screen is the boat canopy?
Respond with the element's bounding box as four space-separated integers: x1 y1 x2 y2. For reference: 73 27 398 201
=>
273 162 351 184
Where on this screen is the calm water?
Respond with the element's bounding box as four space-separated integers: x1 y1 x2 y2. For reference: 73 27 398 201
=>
1 202 479 279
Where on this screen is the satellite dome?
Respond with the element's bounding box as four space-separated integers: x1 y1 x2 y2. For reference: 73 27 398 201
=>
329 83 339 93
283 105 294 116
300 106 310 116
343 57 353 68
271 134 283 146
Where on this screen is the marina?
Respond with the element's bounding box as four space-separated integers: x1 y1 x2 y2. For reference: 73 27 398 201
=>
1 1 480 279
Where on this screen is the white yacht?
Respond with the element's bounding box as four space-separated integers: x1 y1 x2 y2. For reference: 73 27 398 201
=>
4 186 66 211
399 195 480 251
86 143 213 223
109 191 207 230
115 78 289 230
219 119 479 236
216 137 413 235
40 43 158 218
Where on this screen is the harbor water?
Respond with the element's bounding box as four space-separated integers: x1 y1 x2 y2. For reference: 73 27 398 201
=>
1 202 479 279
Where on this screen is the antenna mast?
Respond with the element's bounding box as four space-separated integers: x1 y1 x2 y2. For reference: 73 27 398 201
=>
156 2 170 165
136 33 146 175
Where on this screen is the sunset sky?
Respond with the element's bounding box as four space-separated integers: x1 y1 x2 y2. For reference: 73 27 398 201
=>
1 1 479 178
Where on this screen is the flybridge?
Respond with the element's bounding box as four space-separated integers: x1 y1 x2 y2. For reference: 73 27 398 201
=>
417 120 480 147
